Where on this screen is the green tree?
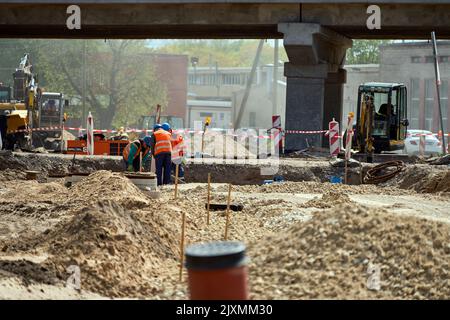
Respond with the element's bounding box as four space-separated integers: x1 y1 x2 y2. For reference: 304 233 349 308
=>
346 40 393 65
5 39 167 129
158 40 287 67
34 40 167 128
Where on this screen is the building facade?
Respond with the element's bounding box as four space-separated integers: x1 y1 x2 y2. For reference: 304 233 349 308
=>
188 42 450 134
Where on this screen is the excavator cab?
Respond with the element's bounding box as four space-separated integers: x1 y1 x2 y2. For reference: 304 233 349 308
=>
356 83 408 154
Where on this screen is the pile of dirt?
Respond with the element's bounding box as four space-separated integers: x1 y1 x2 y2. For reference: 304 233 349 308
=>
248 204 450 299
0 152 123 176
35 200 181 297
223 181 413 196
383 165 450 194
68 171 150 208
0 169 27 188
0 171 269 298
301 191 355 209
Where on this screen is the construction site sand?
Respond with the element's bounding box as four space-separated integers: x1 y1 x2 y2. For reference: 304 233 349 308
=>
0 170 449 299
217 181 416 196
0 171 267 298
382 165 450 194
248 204 450 299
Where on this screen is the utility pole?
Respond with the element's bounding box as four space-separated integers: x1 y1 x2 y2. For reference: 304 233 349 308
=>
431 31 447 155
272 39 279 116
234 40 264 128
82 40 87 127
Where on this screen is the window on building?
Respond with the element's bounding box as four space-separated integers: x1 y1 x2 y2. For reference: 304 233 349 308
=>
200 112 213 118
440 56 449 63
410 79 420 129
425 56 435 63
219 113 224 120
411 56 421 63
425 79 435 131
249 112 256 128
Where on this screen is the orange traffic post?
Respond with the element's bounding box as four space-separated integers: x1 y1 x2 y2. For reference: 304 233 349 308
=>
206 173 211 225
224 184 232 240
185 241 249 300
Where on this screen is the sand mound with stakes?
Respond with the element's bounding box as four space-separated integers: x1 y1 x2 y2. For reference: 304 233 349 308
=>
248 204 450 300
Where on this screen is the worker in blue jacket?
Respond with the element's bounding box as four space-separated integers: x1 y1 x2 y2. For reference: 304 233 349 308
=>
123 135 152 172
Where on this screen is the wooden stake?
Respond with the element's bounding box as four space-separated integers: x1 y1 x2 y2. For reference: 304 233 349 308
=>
344 159 348 184
174 164 179 199
206 173 211 225
224 183 232 240
179 211 186 282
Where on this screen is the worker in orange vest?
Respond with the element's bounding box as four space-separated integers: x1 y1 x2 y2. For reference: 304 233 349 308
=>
151 123 172 185
122 135 152 172
169 127 186 181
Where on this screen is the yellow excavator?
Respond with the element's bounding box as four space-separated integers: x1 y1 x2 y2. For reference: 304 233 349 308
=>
0 54 40 150
353 82 409 162
0 54 68 150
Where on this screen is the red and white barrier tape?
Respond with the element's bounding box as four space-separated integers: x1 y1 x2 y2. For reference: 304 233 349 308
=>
284 130 328 134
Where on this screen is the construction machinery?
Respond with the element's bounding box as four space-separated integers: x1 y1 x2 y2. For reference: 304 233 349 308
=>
0 54 68 150
353 82 409 162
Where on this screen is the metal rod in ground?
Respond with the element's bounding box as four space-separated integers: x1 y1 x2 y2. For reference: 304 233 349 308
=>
179 211 186 282
207 173 211 225
224 184 232 240
431 31 447 155
174 164 179 199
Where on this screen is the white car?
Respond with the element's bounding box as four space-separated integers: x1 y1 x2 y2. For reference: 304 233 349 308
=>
404 129 443 156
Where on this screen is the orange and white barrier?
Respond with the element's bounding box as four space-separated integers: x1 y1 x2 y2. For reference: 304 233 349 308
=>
325 118 340 157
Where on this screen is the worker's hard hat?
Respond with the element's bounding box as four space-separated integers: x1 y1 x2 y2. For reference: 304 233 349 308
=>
153 123 162 131
143 136 152 147
162 122 171 131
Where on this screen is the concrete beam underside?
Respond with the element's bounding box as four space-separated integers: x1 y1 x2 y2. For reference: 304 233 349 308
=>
1 3 450 39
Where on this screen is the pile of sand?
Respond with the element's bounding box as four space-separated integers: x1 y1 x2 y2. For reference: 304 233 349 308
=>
225 181 413 196
0 171 268 298
383 165 450 194
33 200 181 297
301 191 355 209
69 171 150 208
248 204 450 299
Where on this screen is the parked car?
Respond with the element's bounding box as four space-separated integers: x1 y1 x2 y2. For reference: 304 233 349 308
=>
404 129 442 156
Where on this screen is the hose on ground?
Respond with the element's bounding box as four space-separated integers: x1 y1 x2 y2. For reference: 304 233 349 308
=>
363 160 405 184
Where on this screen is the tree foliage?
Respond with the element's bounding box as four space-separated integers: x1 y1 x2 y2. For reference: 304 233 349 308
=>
0 39 167 129
158 40 287 68
346 40 392 65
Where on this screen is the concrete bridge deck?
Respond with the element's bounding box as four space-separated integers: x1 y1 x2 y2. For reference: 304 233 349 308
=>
1 1 450 39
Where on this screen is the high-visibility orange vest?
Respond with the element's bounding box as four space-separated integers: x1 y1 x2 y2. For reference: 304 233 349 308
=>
123 140 149 161
153 130 172 155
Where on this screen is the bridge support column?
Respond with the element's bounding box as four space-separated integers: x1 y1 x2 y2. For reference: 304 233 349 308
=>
279 23 352 152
